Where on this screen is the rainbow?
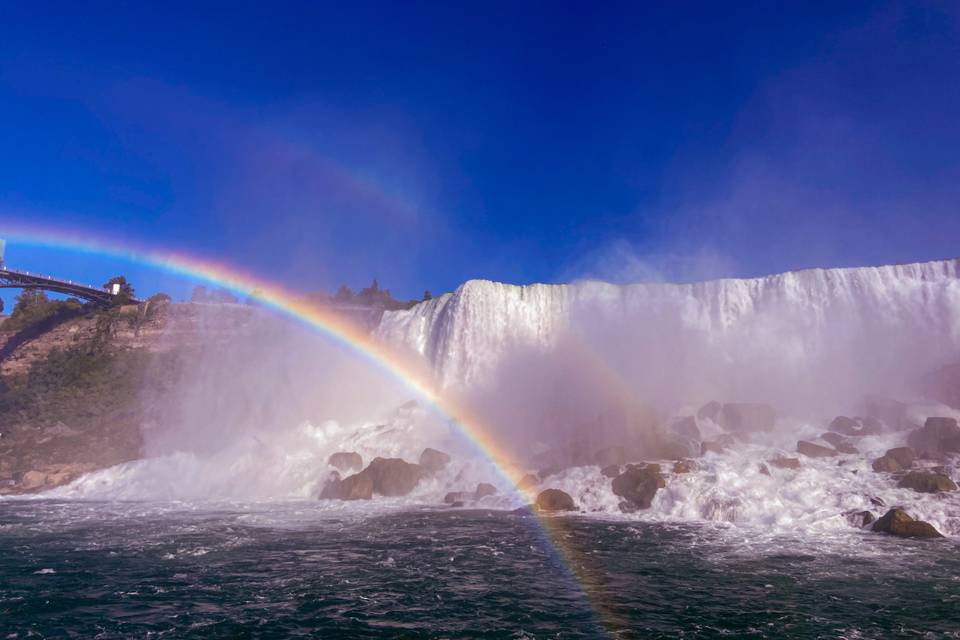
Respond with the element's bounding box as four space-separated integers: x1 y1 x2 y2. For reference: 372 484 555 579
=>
3 223 616 632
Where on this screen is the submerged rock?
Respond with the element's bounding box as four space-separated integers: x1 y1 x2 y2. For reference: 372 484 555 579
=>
419 448 451 473
797 440 837 458
535 488 575 512
328 452 363 473
872 508 944 538
906 417 960 458
717 403 776 433
897 471 958 494
611 465 665 509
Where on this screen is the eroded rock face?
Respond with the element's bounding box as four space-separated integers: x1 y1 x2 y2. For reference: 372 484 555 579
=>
611 464 665 509
328 452 363 473
536 488 575 511
717 403 776 433
797 441 836 458
419 448 451 474
897 471 958 494
907 417 960 458
873 508 944 538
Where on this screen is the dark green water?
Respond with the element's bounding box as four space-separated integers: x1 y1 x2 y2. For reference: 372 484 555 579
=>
1 501 958 638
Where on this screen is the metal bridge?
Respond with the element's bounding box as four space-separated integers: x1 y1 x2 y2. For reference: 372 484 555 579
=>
0 267 138 305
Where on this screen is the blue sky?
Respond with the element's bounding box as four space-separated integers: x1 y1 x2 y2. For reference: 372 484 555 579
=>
1 2 959 305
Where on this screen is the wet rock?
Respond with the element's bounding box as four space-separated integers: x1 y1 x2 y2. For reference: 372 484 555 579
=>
829 416 859 435
869 496 886 507
864 396 912 431
884 447 916 469
906 417 960 458
872 456 903 473
335 457 425 498
897 471 958 494
658 436 700 461
845 510 876 528
669 416 702 441
474 482 497 499
322 470 374 500
768 457 801 470
444 491 470 505
535 488 575 512
872 508 944 538
592 446 627 467
419 448 451 473
611 465 665 509
758 463 771 476
701 434 737 455
717 403 776 433
820 433 858 454
601 464 621 478
673 459 696 474
517 474 539 490
697 400 722 421
328 452 363 473
797 440 837 458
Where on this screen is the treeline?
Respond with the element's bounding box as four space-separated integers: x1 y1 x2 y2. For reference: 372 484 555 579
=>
305 279 432 311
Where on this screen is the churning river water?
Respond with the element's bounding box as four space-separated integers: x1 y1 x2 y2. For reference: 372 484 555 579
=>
1 501 959 639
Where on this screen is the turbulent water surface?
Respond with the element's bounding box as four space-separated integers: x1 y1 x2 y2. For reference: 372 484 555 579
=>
2 501 959 639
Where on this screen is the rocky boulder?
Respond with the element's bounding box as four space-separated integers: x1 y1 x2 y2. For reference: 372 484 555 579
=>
768 457 801 470
864 396 913 431
820 433 858 454
328 452 363 473
828 415 884 437
611 464 665 509
897 471 958 494
797 440 837 458
669 416 702 441
906 417 960 458
517 474 539 490
845 510 876 528
320 470 374 500
872 508 944 538
885 447 917 468
419 448 451 473
673 459 696 474
717 403 776 433
872 455 903 473
701 434 737 455
536 488 576 511
601 464 621 478
697 400 722 421
475 482 497 499
444 491 470 505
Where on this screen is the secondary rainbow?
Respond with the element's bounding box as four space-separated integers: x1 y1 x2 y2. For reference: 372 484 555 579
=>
3 223 616 631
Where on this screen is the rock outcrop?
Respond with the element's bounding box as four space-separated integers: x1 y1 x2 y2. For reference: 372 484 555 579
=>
828 415 883 437
474 482 497 499
536 488 575 511
872 508 944 538
328 452 363 473
907 417 960 458
419 448 451 473
611 464 665 510
767 457 801 470
797 440 836 458
897 471 958 493
323 457 425 500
